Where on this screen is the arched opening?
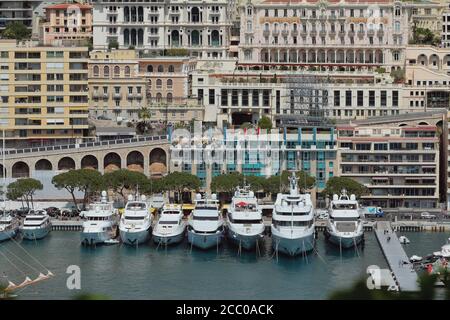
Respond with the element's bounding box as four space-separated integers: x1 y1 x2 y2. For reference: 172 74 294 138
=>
429 54 440 68
127 151 144 172
58 157 75 171
124 28 130 46
125 66 130 77
167 93 173 103
103 66 109 77
147 65 153 73
171 30 180 47
191 30 200 46
191 7 200 23
124 6 130 22
149 148 167 177
104 152 121 173
138 6 143 22
156 92 162 103
418 54 428 66
418 122 430 126
138 29 144 46
131 29 137 46
167 79 173 89
12 161 29 178
35 159 52 171
93 65 99 77
81 155 98 170
157 65 164 73
211 30 220 47
398 123 408 127
0 164 5 178
114 66 120 77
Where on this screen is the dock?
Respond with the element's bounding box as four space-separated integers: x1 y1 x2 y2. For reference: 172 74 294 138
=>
51 219 83 231
375 221 419 292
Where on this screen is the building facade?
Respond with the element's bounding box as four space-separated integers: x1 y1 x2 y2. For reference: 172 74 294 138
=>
92 0 234 59
0 40 89 148
41 3 93 46
336 112 447 210
238 0 409 72
0 0 43 30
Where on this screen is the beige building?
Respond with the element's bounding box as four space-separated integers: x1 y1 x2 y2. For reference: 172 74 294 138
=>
409 0 448 36
0 40 89 148
41 2 93 46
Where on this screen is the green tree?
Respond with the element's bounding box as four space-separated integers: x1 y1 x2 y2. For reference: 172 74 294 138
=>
7 178 43 209
246 175 266 194
322 176 368 199
136 107 152 135
2 22 30 41
211 173 244 195
263 171 315 196
141 178 165 195
240 122 253 130
162 172 201 203
52 169 104 210
257 116 272 130
103 169 148 201
108 39 119 50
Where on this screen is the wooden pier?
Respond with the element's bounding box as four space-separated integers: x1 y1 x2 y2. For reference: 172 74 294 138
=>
51 220 83 231
375 221 419 292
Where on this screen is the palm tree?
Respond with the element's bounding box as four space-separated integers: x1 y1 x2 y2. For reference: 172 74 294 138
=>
136 107 152 135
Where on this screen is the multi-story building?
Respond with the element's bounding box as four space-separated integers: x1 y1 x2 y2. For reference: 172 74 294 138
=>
41 2 93 46
92 0 234 59
336 112 447 210
442 3 450 48
88 49 201 124
0 0 43 30
409 0 447 37
170 126 337 206
0 40 89 148
238 0 409 72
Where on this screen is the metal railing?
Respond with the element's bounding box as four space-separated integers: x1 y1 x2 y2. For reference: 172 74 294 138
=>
2 135 168 156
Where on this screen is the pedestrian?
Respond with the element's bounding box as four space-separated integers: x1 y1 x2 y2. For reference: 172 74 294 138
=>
387 236 391 242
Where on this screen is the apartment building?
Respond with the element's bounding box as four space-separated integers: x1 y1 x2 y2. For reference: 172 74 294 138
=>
0 0 43 30
409 0 447 36
41 2 93 46
238 0 409 72
0 40 89 148
336 112 447 210
442 3 450 48
92 0 234 59
170 126 337 205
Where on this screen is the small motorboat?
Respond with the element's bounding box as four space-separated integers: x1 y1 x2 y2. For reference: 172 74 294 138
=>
399 236 410 244
103 239 120 245
410 255 423 263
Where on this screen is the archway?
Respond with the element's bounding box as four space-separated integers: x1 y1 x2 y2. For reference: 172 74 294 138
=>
81 155 98 170
192 30 200 46
58 157 75 171
104 152 121 173
12 161 30 178
149 148 167 177
211 30 220 47
127 151 144 173
191 7 200 23
35 159 52 171
0 164 5 178
171 30 180 47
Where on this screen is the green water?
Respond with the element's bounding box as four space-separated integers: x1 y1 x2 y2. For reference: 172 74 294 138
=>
0 231 445 300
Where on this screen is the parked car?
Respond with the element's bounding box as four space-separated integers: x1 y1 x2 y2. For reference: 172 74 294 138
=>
421 212 437 219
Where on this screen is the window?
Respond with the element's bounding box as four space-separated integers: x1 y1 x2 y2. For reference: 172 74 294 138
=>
167 79 173 89
147 65 153 73
357 91 363 106
345 90 352 106
157 65 164 73
392 91 399 107
114 66 120 77
103 66 109 77
93 66 99 77
369 91 375 106
124 66 130 77
380 91 387 106
168 65 175 73
156 79 162 88
334 90 340 106
209 89 215 105
167 93 173 103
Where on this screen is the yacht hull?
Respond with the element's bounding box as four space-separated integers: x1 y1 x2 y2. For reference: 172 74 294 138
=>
271 232 315 257
153 230 185 246
187 229 224 250
0 228 18 242
81 231 112 246
325 230 364 249
120 228 151 246
227 228 264 250
21 224 52 240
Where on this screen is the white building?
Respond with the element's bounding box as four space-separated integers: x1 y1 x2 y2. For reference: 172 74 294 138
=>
92 0 234 59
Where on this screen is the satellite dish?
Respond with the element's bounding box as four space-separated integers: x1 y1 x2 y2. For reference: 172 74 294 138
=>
333 194 338 201
141 195 147 201
128 195 133 201
211 193 217 201
196 193 202 200
101 191 107 197
350 194 356 201
249 191 254 198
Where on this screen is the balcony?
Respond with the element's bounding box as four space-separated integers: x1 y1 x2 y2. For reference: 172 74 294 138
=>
367 29 375 37
329 30 336 37
319 30 327 37
135 93 143 100
291 29 298 37
281 29 289 37
263 29 270 37
310 30 317 37
357 30 365 38
113 93 122 100
127 93 134 100
102 93 109 100
272 29 279 36
338 31 345 37
348 30 355 37
377 29 384 37
92 91 100 99
300 30 307 37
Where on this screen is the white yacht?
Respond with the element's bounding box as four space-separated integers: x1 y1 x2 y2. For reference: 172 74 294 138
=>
187 193 225 250
325 190 364 249
150 193 165 213
119 194 152 246
20 210 52 240
153 203 186 246
227 186 265 250
271 173 315 256
0 213 19 242
80 191 119 246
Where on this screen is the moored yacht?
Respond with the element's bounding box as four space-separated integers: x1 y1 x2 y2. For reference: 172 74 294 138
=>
150 193 165 213
153 203 186 246
187 193 225 250
119 194 152 246
0 212 19 242
80 191 119 246
271 173 315 256
324 190 364 249
20 210 52 240
227 185 264 250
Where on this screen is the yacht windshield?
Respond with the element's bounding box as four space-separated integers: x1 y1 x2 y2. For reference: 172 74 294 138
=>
159 220 178 224
124 216 146 220
274 220 312 227
193 216 218 221
126 203 146 210
162 210 180 214
332 217 359 222
333 203 357 210
25 217 45 221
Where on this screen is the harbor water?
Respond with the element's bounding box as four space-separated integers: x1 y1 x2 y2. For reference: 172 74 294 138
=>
0 231 447 300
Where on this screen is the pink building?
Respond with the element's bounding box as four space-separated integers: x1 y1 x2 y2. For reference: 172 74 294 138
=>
42 3 93 46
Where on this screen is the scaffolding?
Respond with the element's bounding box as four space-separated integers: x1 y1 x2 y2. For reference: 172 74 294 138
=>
279 75 332 128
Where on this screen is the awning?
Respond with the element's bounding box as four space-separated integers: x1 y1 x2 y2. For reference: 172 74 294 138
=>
182 204 195 210
372 177 389 180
